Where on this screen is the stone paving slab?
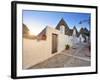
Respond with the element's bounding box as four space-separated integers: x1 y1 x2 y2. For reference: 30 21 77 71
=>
64 57 90 67
28 43 91 69
28 54 72 69
62 46 90 61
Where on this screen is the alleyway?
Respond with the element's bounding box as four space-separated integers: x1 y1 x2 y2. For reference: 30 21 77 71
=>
28 43 90 69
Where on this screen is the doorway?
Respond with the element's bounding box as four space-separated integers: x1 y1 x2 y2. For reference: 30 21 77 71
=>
52 34 58 54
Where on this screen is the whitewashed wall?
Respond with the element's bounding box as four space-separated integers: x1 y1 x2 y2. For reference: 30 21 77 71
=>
23 27 68 69
66 36 73 47
79 34 85 42
23 27 81 69
23 39 49 69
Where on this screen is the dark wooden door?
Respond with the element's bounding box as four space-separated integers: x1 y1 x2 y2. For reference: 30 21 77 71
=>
52 34 58 53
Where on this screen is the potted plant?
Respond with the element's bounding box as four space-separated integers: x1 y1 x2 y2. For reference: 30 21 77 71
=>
65 44 70 50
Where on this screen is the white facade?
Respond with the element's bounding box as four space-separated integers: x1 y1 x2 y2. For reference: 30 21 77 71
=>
60 25 65 34
23 27 69 69
72 29 76 37
23 26 81 69
79 34 85 42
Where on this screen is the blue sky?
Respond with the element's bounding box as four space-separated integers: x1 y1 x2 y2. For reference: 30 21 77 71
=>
23 10 90 35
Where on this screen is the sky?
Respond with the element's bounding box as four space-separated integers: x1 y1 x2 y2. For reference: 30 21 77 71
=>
23 10 90 35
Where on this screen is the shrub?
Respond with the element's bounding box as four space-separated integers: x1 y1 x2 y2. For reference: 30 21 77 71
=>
65 44 70 50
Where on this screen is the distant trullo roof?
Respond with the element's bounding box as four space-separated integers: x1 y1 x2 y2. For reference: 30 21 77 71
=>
56 18 79 36
56 18 69 35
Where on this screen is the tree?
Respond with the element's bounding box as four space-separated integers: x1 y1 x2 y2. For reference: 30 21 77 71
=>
23 24 29 34
79 27 90 37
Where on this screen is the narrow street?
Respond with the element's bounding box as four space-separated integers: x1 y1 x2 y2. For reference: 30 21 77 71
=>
29 43 90 69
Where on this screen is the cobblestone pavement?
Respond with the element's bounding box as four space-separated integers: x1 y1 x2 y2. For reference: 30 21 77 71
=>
28 43 91 69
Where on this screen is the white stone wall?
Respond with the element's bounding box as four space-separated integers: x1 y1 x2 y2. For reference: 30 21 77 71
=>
23 27 67 69
23 27 81 69
23 39 49 69
79 34 85 42
65 36 73 47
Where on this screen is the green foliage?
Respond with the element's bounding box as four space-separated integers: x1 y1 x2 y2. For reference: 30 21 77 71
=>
79 27 90 37
23 24 29 34
65 44 70 50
